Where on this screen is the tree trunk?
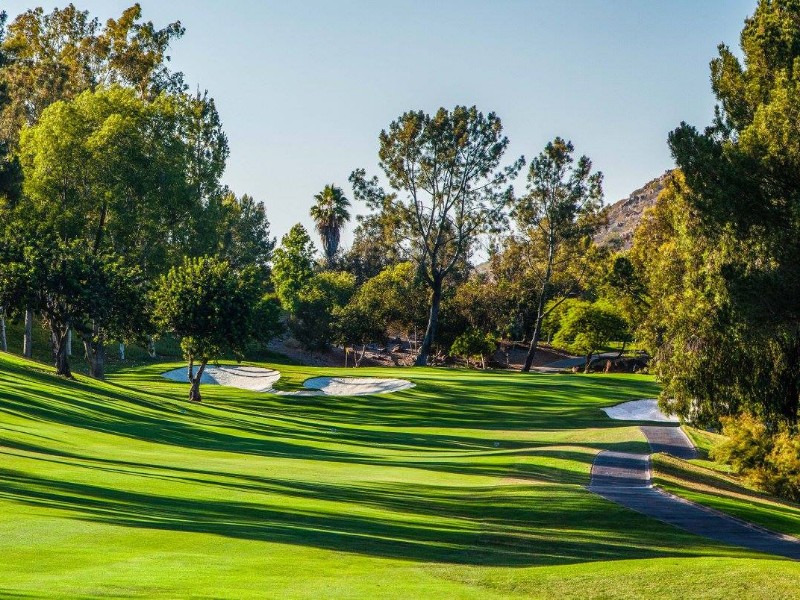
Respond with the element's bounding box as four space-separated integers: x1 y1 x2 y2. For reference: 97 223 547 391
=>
356 344 367 367
83 329 106 380
148 336 156 358
23 308 33 358
522 228 556 372
781 337 800 427
187 356 194 382
522 315 545 372
66 328 72 357
584 352 593 374
0 312 7 352
415 279 443 367
119 342 125 361
51 325 71 378
189 358 207 402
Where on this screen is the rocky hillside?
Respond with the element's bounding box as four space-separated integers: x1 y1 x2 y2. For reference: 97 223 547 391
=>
594 171 672 250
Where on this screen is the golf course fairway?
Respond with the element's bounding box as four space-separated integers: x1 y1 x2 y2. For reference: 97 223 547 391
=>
1 352 799 599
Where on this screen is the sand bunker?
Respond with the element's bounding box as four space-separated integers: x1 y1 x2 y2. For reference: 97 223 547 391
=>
161 365 413 396
162 364 281 392
602 399 680 423
300 376 414 396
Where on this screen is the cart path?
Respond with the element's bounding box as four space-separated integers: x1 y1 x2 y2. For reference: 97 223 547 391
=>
588 425 800 560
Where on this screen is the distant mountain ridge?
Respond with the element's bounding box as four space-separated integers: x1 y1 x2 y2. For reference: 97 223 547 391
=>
594 171 672 250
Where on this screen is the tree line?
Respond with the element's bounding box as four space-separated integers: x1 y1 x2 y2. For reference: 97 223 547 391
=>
0 4 630 391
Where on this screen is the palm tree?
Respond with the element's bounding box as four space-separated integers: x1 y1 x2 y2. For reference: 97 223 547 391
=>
309 184 351 267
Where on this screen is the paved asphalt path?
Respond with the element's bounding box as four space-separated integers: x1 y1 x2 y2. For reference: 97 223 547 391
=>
589 425 800 560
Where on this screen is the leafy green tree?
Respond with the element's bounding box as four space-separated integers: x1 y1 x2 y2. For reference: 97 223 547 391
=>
289 271 356 352
331 303 385 367
14 86 200 376
353 106 522 366
448 274 516 340
630 172 739 424
551 299 629 373
0 3 184 141
19 87 191 256
349 262 428 338
450 329 496 369
513 137 604 372
310 184 350 268
655 0 800 426
482 236 544 342
201 189 275 284
330 262 428 364
0 11 22 352
0 236 147 377
152 256 265 402
0 11 20 206
271 224 315 313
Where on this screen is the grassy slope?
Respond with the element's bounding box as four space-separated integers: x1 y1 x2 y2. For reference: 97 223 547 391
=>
0 353 798 598
651 426 800 538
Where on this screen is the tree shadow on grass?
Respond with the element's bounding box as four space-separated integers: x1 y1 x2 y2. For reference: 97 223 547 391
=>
0 431 640 486
3 357 723 567
0 466 750 567
0 356 653 475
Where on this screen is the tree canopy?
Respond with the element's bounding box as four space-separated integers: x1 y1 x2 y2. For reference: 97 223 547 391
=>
354 105 522 366
310 184 350 268
512 137 604 372
658 0 800 426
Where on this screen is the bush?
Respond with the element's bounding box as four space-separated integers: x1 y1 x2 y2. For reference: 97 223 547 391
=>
450 329 496 368
712 413 800 501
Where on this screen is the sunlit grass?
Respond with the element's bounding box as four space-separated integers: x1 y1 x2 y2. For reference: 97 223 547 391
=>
0 351 798 598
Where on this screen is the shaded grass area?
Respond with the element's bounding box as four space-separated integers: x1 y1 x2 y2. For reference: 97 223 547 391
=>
0 351 798 597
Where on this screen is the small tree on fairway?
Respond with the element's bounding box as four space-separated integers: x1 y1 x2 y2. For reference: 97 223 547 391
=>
152 256 262 402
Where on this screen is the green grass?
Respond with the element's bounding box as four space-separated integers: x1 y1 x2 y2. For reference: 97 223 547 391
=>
1 351 799 598
651 425 800 539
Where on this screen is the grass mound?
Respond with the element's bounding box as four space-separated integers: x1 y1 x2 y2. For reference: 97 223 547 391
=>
1 352 798 598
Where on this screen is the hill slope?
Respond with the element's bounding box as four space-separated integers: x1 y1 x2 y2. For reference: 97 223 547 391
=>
1 352 799 598
595 171 672 250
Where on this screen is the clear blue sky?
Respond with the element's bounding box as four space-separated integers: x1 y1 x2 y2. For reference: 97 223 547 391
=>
3 0 756 247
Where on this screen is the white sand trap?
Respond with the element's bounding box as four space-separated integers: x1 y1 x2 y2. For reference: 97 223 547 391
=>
162 365 281 392
298 376 414 396
603 399 680 423
161 365 413 396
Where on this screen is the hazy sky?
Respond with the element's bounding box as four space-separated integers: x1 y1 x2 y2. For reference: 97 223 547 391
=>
3 0 756 247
